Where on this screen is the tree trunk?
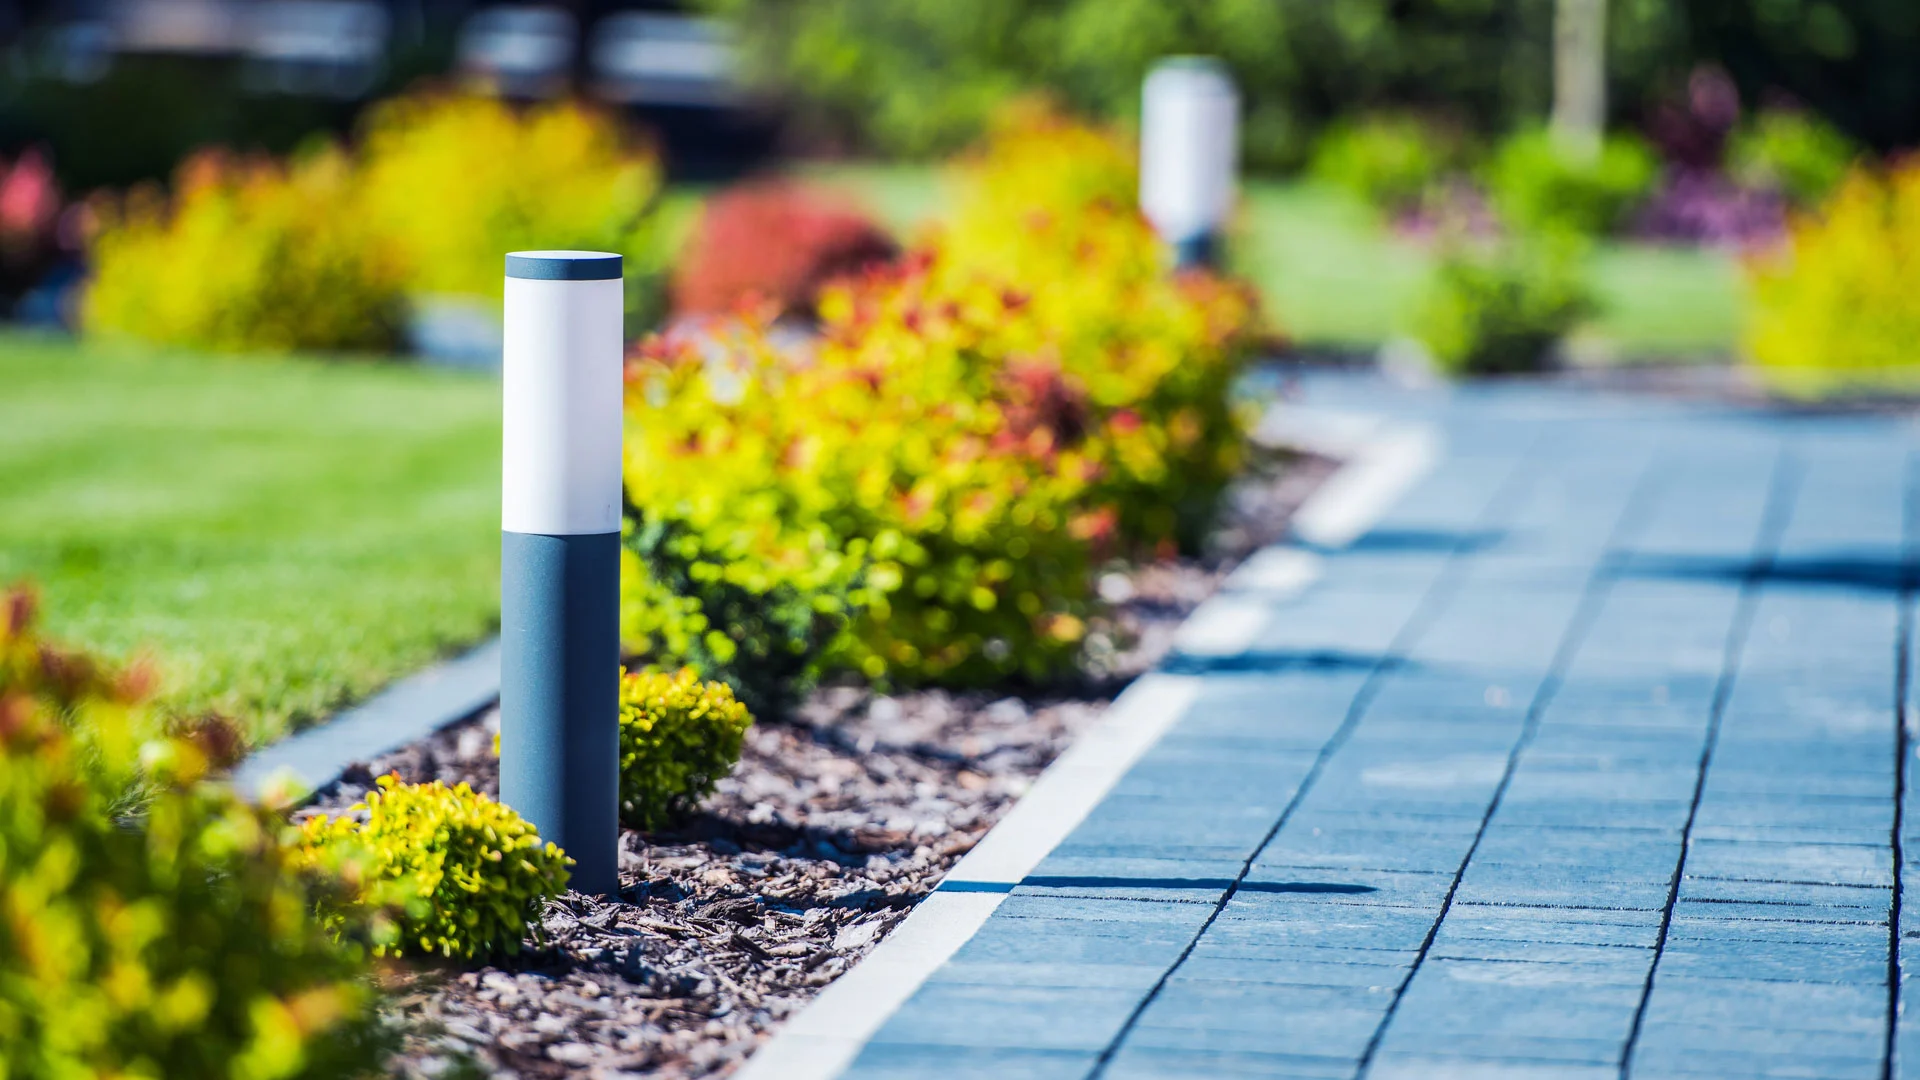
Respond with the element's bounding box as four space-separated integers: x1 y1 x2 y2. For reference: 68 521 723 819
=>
1551 0 1607 163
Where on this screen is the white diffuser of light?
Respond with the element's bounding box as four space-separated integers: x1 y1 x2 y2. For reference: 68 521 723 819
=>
1139 57 1240 267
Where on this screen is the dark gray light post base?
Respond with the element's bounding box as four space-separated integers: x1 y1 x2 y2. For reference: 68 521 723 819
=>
499 529 621 897
1171 232 1220 270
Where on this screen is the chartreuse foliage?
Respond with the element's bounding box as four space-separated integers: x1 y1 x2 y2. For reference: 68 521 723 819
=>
295 775 572 961
356 91 663 305
1310 115 1467 217
82 91 663 353
0 587 386 1080
621 108 1260 700
83 148 405 354
1729 109 1860 208
700 0 1696 168
1415 237 1597 375
1745 163 1920 396
934 104 1260 551
1484 127 1657 238
617 667 754 830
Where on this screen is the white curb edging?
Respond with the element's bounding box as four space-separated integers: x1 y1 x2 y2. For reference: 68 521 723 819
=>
737 672 1203 1080
735 402 1441 1079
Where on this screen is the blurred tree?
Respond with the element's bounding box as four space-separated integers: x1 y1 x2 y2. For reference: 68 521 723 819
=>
701 0 1919 166
1552 0 1608 162
1679 0 1920 151
700 0 1695 168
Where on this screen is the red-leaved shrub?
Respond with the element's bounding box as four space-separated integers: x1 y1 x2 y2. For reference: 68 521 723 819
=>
670 181 897 319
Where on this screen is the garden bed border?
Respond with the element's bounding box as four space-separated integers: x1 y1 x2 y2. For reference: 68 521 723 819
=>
733 400 1439 1079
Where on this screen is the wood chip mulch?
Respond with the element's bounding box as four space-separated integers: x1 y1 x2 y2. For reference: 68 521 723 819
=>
302 448 1334 1078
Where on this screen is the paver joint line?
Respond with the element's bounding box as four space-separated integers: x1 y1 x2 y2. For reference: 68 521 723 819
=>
1352 448 1672 1078
1887 451 1918 1080
1618 449 1801 1080
1084 429 1555 1080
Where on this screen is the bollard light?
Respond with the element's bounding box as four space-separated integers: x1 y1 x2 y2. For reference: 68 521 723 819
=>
1139 57 1240 269
499 250 624 898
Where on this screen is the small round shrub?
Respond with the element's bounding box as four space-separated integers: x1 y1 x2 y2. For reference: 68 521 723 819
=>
1485 127 1657 237
295 776 572 961
1745 163 1920 396
620 513 865 722
1310 115 1464 216
1729 109 1859 208
0 586 385 1080
671 181 898 320
1414 238 1596 376
617 667 754 830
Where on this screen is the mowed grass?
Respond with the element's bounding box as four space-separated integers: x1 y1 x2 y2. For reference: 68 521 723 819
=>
0 332 501 745
796 164 1746 357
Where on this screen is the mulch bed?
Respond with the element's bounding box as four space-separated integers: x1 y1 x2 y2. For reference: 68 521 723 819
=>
303 447 1334 1079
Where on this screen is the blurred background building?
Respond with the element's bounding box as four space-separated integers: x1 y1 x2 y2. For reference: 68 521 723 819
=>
0 0 772 189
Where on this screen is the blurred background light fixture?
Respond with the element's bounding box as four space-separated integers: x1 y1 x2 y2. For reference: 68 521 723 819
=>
241 0 390 99
457 5 575 99
591 12 734 108
1139 56 1239 268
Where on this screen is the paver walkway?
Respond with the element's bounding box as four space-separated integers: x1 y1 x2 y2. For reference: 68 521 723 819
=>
831 375 1920 1079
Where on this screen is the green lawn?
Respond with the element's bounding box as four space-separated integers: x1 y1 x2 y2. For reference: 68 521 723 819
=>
0 333 501 745
795 164 1746 358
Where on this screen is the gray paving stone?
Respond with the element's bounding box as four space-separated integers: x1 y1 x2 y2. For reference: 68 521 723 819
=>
1642 975 1886 1032
866 984 1141 1051
1427 936 1654 970
1450 868 1675 912
1626 1044 1881 1080
1368 1053 1617 1079
846 1044 1097 1080
1438 902 1665 948
1198 904 1440 954
1128 981 1388 1059
927 959 1171 990
1170 953 1414 990
1103 1045 1360 1079
1676 876 1890 913
1680 838 1894 888
1374 1029 1627 1064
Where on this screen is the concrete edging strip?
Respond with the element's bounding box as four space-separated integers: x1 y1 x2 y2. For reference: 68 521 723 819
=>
736 672 1205 1080
228 637 502 801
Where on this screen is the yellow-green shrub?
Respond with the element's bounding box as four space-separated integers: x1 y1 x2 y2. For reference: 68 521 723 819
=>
82 148 404 353
357 91 663 306
619 318 876 716
1311 114 1466 217
0 587 384 1080
295 776 571 961
933 104 1261 552
1730 109 1859 209
617 667 753 830
82 90 666 354
1415 237 1596 376
1745 163 1920 395
625 288 1104 691
620 108 1262 695
1485 127 1656 238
